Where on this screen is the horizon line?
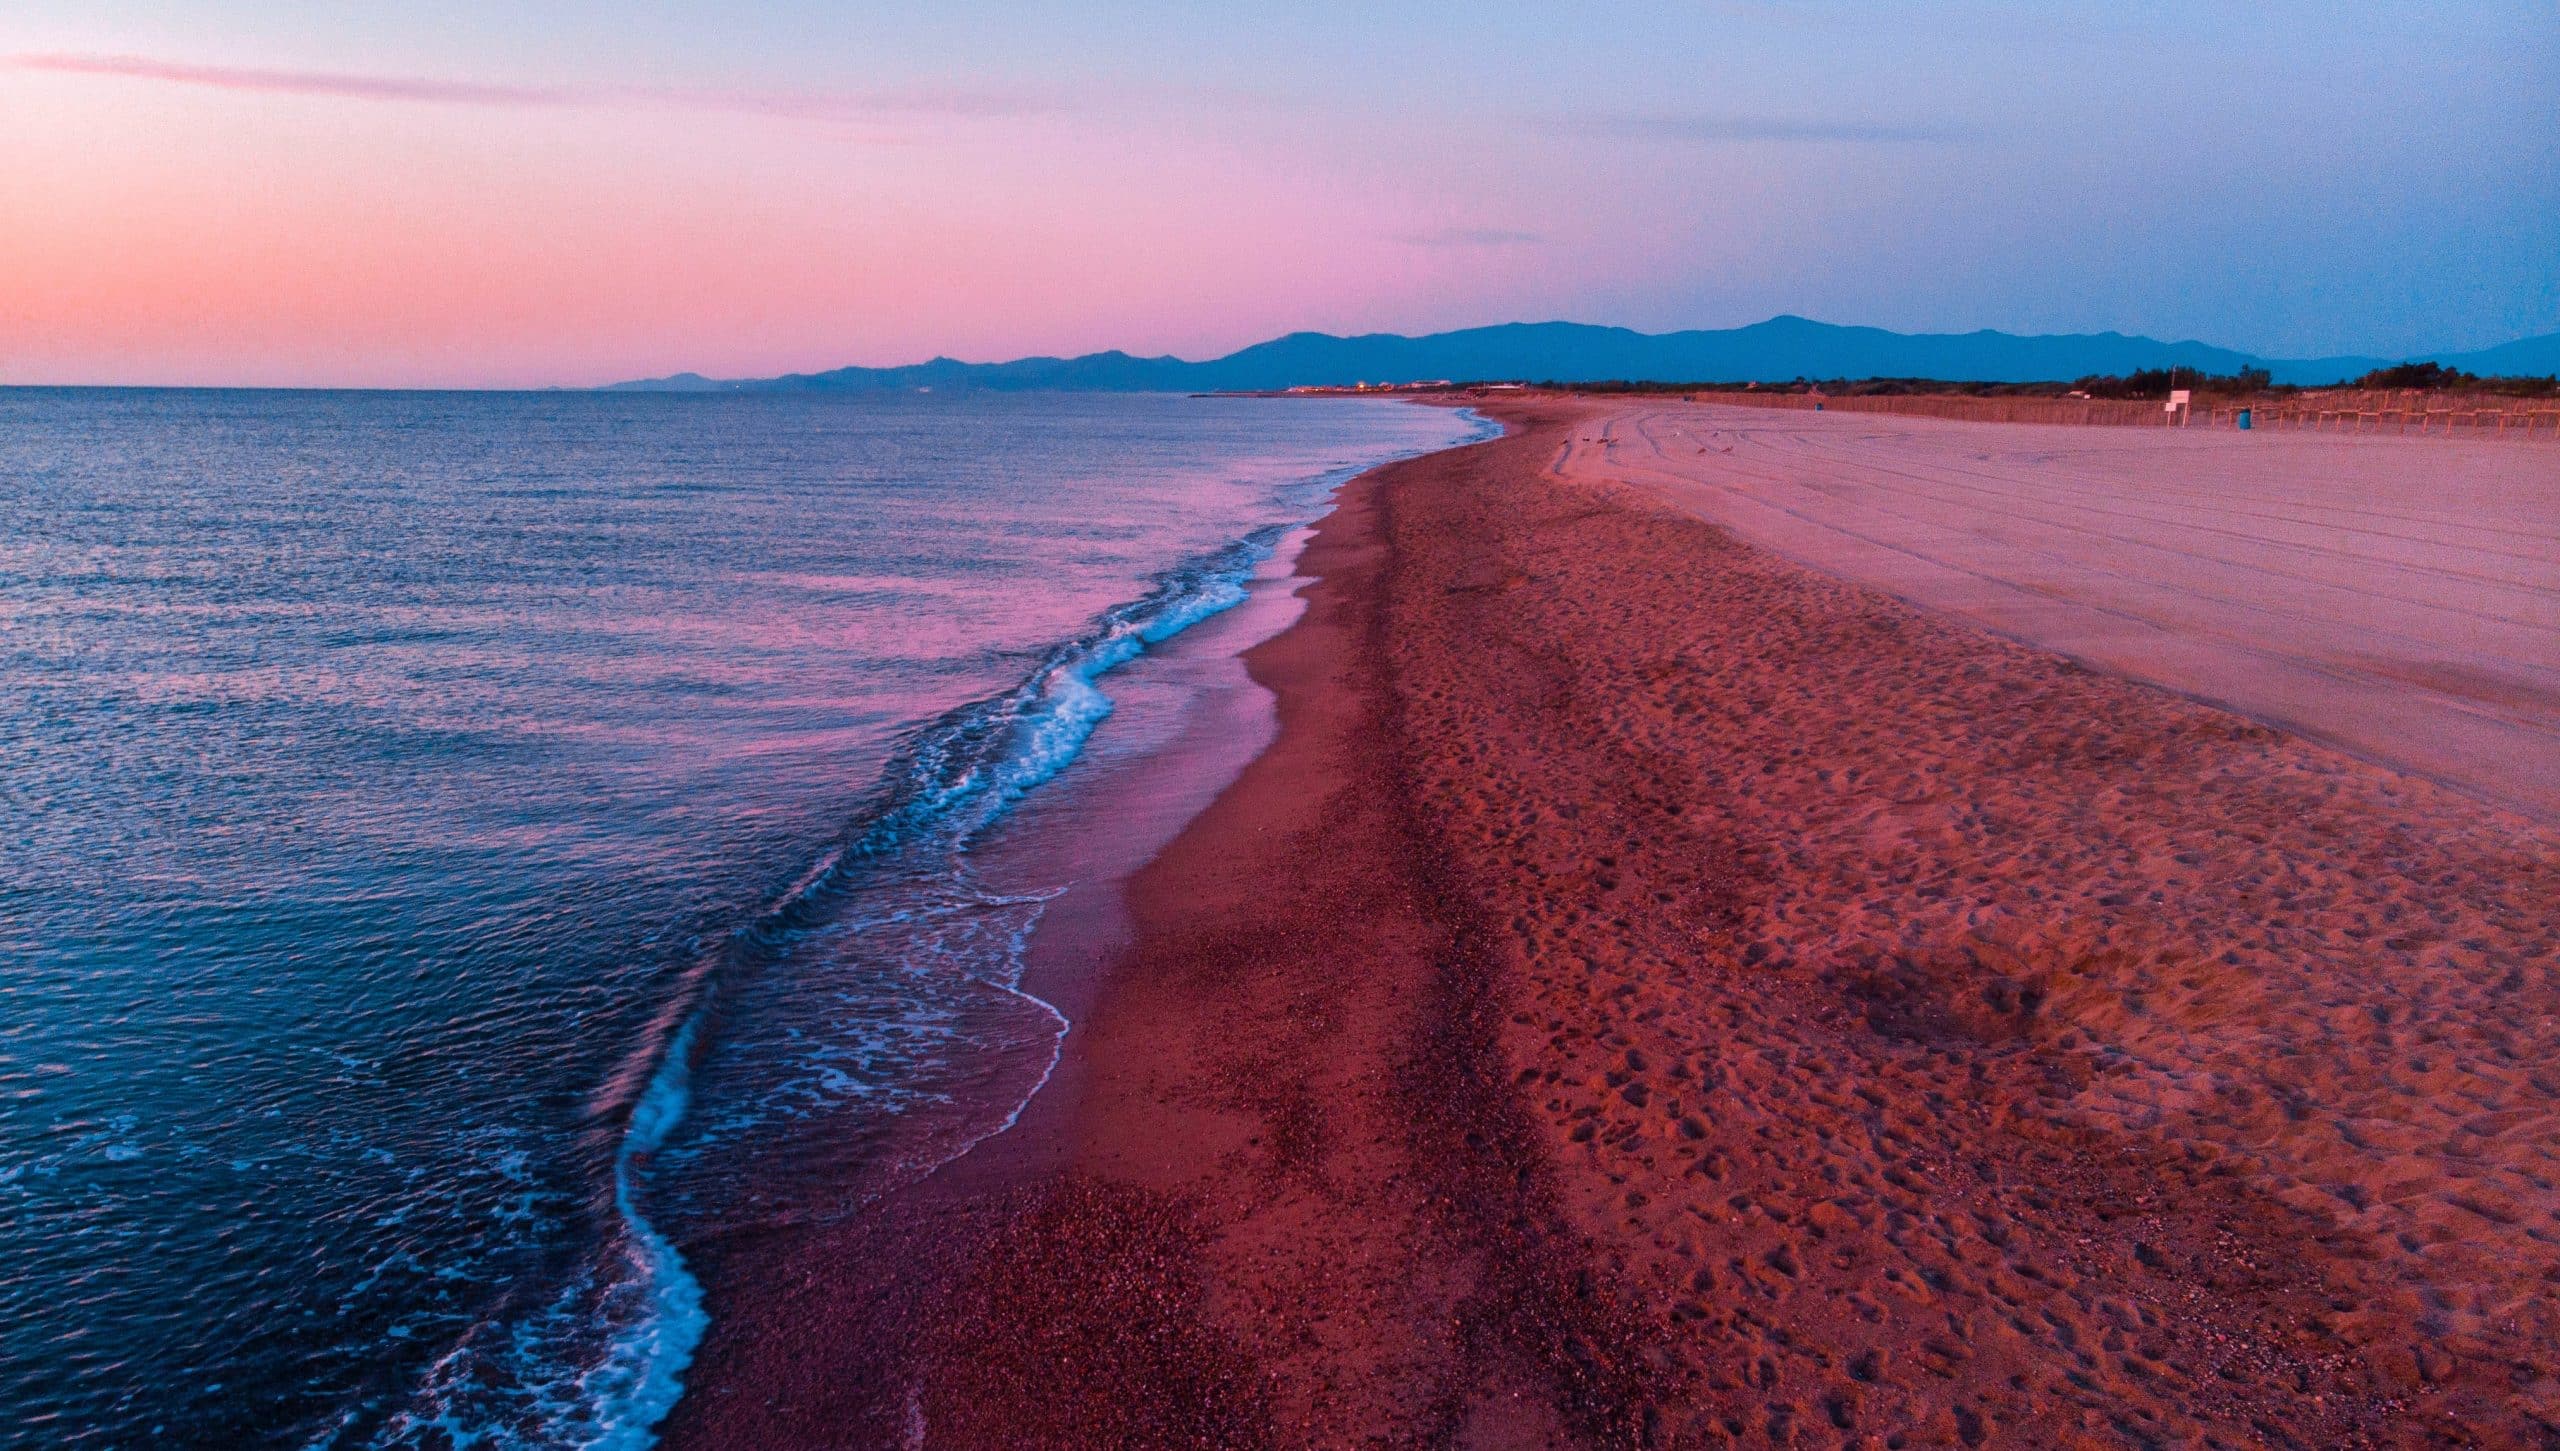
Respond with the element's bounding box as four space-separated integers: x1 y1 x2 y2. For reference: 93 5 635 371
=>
3 315 2547 394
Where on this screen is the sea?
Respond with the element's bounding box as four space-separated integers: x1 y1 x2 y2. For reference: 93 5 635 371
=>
0 388 1487 1448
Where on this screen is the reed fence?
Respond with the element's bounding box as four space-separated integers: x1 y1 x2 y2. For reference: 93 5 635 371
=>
1684 389 2560 437
2203 401 2560 436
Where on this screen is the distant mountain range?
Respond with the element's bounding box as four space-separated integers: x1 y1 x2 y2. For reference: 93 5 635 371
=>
604 315 2560 393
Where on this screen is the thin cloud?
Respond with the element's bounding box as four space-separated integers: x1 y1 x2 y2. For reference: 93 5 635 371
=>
5 52 1065 122
1399 227 1546 248
1583 111 1964 144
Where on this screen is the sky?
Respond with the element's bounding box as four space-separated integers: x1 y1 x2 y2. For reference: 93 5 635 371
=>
3 2 2554 387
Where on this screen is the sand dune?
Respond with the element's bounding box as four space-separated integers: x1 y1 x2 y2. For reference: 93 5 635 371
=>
1556 402 2559 822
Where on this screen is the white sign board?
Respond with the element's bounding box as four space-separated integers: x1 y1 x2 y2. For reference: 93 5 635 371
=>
2165 389 2192 413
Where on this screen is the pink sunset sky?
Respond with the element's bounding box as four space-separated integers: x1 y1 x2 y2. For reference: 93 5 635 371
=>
3 3 2553 388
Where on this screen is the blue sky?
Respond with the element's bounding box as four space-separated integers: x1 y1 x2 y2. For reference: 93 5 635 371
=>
5 1 2553 384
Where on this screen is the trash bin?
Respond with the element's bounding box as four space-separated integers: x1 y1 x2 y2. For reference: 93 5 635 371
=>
2236 408 2253 430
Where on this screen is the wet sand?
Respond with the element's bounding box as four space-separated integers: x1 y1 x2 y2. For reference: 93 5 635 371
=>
655 512 1326 1449
1558 401 2559 822
669 398 2559 1448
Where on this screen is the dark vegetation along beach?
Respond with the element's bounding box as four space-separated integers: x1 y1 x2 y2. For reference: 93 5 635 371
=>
665 399 2560 1448
15 6 2557 1449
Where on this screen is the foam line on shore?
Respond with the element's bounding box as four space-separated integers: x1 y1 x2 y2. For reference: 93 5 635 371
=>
378 408 1494 1450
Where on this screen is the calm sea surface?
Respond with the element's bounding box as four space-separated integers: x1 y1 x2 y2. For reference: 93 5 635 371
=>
0 389 1484 1448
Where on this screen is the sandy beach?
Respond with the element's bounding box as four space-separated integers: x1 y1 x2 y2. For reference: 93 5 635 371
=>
667 398 2559 1448
1558 401 2559 822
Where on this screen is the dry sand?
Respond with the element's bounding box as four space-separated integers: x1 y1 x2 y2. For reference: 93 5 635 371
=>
1556 402 2559 822
667 399 2560 1449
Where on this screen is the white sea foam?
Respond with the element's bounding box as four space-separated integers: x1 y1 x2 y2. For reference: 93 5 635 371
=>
435 532 1271 1451
577 1014 706 1451
373 408 1498 1451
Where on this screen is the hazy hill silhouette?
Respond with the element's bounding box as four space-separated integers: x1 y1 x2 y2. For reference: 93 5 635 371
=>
606 316 2560 392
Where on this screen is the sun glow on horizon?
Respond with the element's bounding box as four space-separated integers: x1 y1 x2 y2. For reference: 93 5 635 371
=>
2 2 2552 387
